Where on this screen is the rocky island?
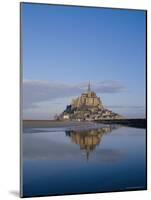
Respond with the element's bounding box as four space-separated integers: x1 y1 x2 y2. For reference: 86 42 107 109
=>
23 83 146 129
58 82 122 121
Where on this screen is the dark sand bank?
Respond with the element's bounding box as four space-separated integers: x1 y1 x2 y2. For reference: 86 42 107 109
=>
95 118 146 129
23 119 146 129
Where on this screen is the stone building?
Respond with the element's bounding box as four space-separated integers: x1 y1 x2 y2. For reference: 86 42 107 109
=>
59 82 122 121
71 82 103 109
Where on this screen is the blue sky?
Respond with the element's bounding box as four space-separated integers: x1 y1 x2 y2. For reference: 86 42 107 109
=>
22 3 146 119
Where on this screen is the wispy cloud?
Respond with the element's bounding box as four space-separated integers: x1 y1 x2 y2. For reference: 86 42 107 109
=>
106 105 145 109
106 105 145 118
23 80 126 111
94 80 127 93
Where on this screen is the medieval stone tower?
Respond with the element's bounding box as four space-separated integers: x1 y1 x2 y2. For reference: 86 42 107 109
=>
71 82 104 109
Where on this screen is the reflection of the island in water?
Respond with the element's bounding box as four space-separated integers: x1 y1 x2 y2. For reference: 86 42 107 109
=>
65 125 119 160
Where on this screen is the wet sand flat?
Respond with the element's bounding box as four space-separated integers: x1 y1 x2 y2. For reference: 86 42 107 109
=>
23 120 97 128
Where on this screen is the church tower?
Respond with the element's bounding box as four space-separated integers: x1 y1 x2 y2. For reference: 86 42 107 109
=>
88 81 91 92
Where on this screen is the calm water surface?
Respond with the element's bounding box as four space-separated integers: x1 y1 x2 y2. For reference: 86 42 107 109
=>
23 124 146 197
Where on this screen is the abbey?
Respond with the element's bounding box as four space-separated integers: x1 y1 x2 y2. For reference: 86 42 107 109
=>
71 82 103 109
59 82 122 121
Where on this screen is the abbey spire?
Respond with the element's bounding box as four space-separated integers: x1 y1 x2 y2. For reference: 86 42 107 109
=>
88 81 91 92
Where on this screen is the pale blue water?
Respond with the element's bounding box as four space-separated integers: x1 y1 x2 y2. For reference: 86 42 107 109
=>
22 124 146 197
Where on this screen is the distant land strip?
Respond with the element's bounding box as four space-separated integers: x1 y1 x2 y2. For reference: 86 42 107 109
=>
94 118 146 129
23 119 146 129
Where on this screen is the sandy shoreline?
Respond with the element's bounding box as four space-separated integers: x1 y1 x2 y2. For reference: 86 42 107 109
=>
23 120 98 128
23 119 146 129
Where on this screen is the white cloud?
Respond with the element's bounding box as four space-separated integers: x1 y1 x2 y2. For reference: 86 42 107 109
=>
23 80 126 108
22 80 126 119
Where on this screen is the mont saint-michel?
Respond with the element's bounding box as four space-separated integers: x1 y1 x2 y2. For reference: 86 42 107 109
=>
22 4 146 197
58 82 122 121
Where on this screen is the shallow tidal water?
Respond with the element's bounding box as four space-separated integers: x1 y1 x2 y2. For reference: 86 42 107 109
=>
22 123 146 197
